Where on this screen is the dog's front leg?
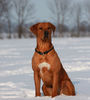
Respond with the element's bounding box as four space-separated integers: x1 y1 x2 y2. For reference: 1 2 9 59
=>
52 72 59 97
34 71 41 96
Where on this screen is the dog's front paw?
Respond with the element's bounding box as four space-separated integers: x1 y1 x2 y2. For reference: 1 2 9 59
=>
36 92 41 97
52 93 57 98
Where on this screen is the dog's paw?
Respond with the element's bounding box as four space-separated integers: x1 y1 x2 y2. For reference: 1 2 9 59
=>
52 93 57 98
36 92 41 97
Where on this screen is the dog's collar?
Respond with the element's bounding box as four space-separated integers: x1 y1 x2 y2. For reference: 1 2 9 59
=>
35 46 54 55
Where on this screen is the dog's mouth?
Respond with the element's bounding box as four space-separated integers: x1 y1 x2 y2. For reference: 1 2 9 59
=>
44 35 48 39
41 37 48 42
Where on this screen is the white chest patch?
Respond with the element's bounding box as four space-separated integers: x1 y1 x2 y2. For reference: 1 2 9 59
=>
38 62 50 72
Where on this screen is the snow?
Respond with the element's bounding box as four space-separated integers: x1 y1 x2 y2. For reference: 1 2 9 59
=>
0 38 90 100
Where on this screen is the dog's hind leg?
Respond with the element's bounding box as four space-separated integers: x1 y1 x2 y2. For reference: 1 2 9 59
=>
60 80 75 96
42 84 52 96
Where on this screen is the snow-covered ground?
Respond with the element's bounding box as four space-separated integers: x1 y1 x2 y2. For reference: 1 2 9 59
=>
0 38 90 100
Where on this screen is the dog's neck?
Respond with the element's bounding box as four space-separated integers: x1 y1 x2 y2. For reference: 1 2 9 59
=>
36 38 53 52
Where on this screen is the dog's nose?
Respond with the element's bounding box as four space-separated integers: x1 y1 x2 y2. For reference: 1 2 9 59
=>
44 31 49 38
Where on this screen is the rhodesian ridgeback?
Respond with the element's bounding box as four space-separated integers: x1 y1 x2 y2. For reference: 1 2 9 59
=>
30 22 75 97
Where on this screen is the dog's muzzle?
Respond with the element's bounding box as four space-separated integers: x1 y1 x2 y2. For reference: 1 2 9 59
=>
44 31 48 38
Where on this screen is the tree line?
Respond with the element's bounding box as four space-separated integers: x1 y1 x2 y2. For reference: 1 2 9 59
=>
0 0 90 39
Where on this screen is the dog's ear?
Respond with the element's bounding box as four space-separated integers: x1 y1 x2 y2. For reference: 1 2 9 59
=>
49 23 56 33
30 23 39 35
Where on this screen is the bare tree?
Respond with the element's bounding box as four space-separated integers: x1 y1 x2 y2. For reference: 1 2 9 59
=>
76 5 82 37
0 0 5 20
0 0 3 37
71 3 82 37
13 0 34 38
3 0 12 38
85 0 90 19
85 0 90 35
0 0 7 38
48 0 71 36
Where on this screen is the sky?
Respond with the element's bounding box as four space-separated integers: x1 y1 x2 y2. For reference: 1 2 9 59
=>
30 0 85 26
11 0 86 27
30 0 55 25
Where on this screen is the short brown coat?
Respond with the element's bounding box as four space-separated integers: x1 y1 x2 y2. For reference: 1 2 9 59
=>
30 22 75 97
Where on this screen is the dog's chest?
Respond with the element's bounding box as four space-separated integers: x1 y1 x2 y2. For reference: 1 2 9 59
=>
38 62 51 75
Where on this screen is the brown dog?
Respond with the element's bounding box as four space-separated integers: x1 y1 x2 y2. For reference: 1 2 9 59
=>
30 22 75 97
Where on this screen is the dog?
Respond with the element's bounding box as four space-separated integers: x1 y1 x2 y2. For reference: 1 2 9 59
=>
30 22 75 97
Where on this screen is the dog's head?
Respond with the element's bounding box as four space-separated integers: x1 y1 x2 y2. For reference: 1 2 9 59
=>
30 22 56 41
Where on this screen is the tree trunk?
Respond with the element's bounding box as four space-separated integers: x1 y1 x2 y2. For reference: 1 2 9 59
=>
7 17 11 39
18 25 22 38
77 17 80 37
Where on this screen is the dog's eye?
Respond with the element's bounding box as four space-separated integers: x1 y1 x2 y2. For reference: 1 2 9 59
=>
39 27 43 30
48 27 51 30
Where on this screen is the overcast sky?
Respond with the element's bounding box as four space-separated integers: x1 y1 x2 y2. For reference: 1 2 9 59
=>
29 0 53 24
30 0 85 26
11 0 86 27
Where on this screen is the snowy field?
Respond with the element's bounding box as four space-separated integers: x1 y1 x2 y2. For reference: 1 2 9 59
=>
0 38 90 100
